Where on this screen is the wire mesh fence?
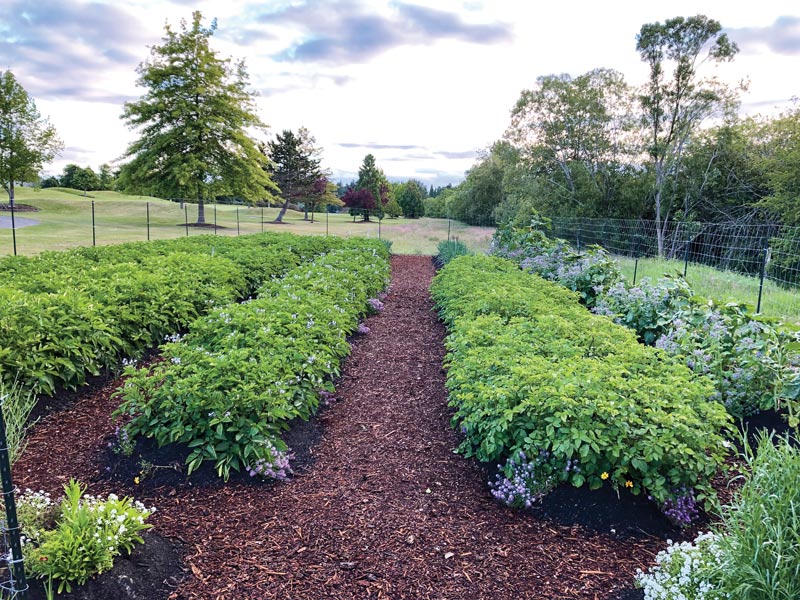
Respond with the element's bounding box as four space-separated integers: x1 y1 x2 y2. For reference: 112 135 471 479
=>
549 217 800 322
0 200 496 257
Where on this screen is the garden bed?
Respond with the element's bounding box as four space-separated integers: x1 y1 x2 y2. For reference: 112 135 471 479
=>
13 255 672 599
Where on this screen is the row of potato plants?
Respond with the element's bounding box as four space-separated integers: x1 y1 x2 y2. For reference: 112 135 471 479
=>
431 255 732 520
491 223 800 425
0 233 338 397
115 243 390 480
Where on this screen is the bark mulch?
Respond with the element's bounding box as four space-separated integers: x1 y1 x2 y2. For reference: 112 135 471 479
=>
14 255 671 599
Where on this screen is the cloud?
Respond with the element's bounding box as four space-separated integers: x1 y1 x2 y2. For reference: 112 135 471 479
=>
263 0 511 65
0 0 148 102
257 73 353 97
729 16 800 55
436 150 477 159
337 142 427 151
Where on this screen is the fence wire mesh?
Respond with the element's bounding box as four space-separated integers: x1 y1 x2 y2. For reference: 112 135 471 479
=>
0 202 496 257
549 217 800 322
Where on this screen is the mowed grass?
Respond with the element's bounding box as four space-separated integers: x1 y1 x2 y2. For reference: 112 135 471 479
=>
0 188 494 256
616 256 800 323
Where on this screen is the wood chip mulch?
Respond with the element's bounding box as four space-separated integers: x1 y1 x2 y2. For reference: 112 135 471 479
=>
13 255 668 599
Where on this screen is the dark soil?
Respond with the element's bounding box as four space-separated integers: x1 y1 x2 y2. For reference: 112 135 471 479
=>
0 203 39 212
14 256 670 599
25 532 184 600
101 403 329 491
739 408 799 447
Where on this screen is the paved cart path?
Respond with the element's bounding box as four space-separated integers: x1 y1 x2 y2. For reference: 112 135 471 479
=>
15 255 658 599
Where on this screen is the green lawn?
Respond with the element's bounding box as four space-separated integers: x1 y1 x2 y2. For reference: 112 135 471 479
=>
616 256 800 323
1 188 495 256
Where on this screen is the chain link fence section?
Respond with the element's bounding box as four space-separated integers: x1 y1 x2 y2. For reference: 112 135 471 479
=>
549 217 800 320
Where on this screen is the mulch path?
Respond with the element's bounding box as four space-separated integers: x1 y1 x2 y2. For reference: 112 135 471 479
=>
14 255 670 599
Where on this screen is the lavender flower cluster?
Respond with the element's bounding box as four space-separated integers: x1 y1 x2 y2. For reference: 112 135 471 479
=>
247 441 294 481
490 450 557 509
368 297 384 312
658 487 700 527
357 323 370 335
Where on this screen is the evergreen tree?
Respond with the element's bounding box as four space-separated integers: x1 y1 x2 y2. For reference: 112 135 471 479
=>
119 11 276 223
355 154 388 221
266 129 321 223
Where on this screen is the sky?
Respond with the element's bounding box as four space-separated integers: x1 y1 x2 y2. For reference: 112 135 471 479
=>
2 0 799 187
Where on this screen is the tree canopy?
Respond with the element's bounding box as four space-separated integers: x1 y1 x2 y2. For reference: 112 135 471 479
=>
119 11 276 223
0 70 62 205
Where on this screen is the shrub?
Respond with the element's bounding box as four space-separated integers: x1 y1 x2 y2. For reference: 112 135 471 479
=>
432 255 732 512
656 302 800 419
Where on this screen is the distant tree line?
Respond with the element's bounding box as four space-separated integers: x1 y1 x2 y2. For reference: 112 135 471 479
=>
430 15 800 249
40 163 117 194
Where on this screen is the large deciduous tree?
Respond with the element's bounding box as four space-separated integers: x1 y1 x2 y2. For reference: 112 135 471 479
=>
636 14 739 255
119 11 276 224
0 70 62 206
506 68 636 216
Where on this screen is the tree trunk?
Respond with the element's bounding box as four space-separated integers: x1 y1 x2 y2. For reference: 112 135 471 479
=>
196 199 206 225
303 204 309 221
310 203 315 223
273 198 290 223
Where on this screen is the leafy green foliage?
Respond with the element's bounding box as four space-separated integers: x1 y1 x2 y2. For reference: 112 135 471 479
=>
656 301 800 421
637 434 800 599
115 242 390 480
0 69 63 204
594 276 693 344
119 11 276 218
432 255 732 507
20 481 154 594
0 233 337 397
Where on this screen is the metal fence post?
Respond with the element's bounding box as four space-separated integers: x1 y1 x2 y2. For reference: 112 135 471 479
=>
146 202 151 241
236 207 240 236
326 210 329 237
10 201 17 256
0 396 29 599
757 247 768 313
261 207 264 233
184 205 189 236
92 200 96 246
214 203 217 236
683 224 691 278
633 257 639 286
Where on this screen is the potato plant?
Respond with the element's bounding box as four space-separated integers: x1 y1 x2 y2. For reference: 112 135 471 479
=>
115 243 390 480
432 255 732 510
0 233 342 396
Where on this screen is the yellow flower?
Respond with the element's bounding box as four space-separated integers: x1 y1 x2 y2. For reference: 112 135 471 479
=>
134 476 140 485
600 472 609 480
625 480 634 488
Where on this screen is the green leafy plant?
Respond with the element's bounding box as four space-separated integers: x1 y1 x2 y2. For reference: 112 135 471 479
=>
19 481 154 594
434 239 470 267
433 255 731 512
115 242 390 480
637 433 800 599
